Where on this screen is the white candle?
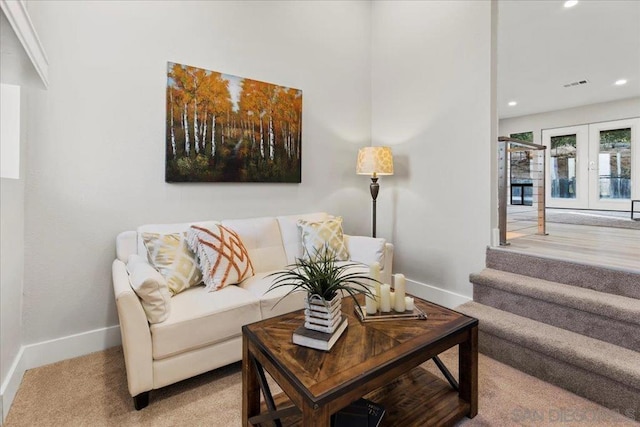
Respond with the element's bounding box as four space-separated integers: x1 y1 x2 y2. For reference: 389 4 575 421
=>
370 262 380 281
394 274 406 312
390 291 396 309
405 296 414 311
365 289 377 315
380 284 391 312
370 262 381 308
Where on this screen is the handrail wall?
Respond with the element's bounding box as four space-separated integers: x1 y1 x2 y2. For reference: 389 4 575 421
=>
498 136 546 151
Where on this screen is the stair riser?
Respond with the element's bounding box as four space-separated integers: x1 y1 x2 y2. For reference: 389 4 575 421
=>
478 331 640 419
486 249 640 300
473 285 640 352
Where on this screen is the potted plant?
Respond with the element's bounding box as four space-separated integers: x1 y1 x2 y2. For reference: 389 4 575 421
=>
267 246 377 333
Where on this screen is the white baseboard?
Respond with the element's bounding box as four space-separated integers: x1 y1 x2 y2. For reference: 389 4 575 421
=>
23 325 121 369
492 228 500 247
1 325 121 422
405 278 471 309
1 346 25 423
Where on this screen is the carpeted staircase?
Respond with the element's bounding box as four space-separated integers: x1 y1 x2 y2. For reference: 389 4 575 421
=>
457 247 640 419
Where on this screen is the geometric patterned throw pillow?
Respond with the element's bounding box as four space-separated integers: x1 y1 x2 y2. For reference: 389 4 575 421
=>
141 232 203 296
186 224 255 292
297 216 349 261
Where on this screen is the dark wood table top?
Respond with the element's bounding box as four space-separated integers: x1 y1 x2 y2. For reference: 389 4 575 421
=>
243 295 478 405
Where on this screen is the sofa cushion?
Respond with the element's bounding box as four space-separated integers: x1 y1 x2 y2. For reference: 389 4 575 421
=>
187 224 255 291
141 232 203 295
221 217 287 273
149 285 261 360
334 261 371 295
344 235 386 267
126 254 172 324
240 262 369 320
277 212 329 264
239 271 306 320
297 217 349 261
335 260 369 276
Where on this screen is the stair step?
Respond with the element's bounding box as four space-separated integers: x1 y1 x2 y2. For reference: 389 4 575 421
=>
486 247 640 299
470 269 640 351
471 268 640 325
457 301 640 416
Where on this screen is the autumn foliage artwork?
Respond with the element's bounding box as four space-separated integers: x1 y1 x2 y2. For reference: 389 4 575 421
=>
166 62 302 182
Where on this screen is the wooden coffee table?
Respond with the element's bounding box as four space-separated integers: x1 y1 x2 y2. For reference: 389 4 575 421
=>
242 295 478 426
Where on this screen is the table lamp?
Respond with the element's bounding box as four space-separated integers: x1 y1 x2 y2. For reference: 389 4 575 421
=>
356 146 394 237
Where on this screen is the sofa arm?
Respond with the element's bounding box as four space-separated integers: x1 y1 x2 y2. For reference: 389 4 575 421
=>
344 235 394 285
112 259 153 397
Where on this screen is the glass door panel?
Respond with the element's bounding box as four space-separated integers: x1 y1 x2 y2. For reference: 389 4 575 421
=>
598 128 631 200
588 118 639 210
509 131 534 206
544 125 588 209
550 134 577 199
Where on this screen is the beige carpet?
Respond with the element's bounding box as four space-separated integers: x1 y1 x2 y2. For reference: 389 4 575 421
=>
5 346 637 426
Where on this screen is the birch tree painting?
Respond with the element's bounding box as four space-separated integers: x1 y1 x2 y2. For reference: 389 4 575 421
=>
165 62 303 182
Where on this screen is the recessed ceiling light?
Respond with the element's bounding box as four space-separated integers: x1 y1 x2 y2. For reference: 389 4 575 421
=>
564 0 578 8
508 101 517 107
615 79 628 86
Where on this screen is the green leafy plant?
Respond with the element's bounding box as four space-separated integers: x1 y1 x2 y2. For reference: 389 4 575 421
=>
266 245 377 308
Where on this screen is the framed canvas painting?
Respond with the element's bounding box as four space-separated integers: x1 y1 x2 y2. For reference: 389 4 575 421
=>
165 62 302 183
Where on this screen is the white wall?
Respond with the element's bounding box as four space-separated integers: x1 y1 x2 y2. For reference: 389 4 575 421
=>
1 84 21 179
0 87 27 416
371 1 494 302
499 97 640 144
24 1 372 345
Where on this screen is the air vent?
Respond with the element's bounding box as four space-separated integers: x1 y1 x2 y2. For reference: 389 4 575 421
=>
563 79 589 88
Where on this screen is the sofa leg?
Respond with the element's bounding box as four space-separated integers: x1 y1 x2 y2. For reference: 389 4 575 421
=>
133 391 149 410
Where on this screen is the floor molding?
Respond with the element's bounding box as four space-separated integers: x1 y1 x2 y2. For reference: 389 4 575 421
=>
405 278 471 309
1 325 121 422
23 325 121 369
1 346 25 423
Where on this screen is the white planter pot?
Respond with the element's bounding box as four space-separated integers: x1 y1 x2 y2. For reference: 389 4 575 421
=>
303 294 342 333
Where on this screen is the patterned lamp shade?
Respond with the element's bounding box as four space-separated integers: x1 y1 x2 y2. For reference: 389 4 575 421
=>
356 146 394 176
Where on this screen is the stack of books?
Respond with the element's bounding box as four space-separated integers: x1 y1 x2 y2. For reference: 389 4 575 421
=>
292 316 348 351
331 398 385 427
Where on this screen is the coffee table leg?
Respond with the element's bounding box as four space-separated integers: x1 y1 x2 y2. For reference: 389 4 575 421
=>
242 334 260 426
302 403 330 427
459 325 478 418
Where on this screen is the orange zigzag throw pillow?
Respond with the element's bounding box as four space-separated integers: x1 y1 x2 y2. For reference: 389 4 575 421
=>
187 224 255 291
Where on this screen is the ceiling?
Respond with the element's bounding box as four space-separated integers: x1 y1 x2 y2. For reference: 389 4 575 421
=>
498 0 640 119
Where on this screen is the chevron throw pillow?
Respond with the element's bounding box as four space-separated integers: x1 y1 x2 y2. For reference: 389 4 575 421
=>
187 224 255 291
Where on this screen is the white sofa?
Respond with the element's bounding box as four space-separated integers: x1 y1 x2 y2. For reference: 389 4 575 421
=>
112 212 393 409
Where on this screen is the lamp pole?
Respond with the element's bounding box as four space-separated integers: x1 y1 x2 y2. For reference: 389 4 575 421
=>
357 146 393 239
370 172 379 238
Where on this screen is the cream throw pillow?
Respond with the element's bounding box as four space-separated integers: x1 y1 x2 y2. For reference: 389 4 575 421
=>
141 232 203 295
297 217 349 261
186 224 255 291
126 254 171 324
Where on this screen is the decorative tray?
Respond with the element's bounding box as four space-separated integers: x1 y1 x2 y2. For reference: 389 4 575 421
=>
355 306 428 322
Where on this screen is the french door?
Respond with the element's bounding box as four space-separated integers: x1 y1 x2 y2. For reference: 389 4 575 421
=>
544 118 639 210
